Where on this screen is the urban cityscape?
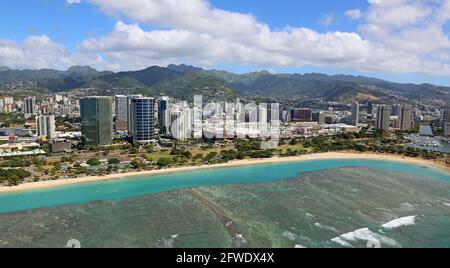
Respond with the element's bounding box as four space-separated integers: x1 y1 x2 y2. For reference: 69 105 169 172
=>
0 0 450 252
0 90 447 185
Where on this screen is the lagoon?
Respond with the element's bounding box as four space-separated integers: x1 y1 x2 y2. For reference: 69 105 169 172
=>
0 158 449 214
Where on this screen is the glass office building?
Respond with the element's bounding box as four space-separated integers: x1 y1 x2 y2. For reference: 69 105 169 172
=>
80 97 113 146
114 95 129 132
130 97 156 144
158 96 170 135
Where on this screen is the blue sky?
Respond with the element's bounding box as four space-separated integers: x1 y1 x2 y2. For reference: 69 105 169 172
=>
0 1 113 51
0 1 364 49
1 0 450 86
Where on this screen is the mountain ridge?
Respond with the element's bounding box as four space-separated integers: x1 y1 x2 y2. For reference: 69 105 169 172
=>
0 64 449 103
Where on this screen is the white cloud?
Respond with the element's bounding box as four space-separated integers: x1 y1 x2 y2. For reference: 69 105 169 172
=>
358 0 450 58
86 0 266 38
75 20 450 75
0 35 117 71
0 35 73 70
1 0 450 78
362 0 433 34
345 9 362 20
66 0 81 4
320 14 335 26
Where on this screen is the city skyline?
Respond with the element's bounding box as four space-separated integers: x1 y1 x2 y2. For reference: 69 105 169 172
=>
1 0 450 86
2 1 450 252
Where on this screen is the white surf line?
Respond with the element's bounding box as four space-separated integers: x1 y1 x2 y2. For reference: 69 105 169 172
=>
331 215 420 247
381 216 417 229
331 227 399 248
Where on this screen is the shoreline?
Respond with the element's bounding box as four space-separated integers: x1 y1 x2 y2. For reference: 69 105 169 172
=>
1 152 449 193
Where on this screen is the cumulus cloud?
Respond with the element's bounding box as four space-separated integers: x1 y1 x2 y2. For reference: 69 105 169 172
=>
1 0 450 77
345 9 362 20
86 0 268 39
75 20 450 75
359 0 450 59
0 35 118 71
0 35 73 69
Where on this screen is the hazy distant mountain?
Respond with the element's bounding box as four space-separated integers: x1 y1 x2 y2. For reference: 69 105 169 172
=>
205 71 450 102
0 64 449 103
167 64 203 74
150 72 243 101
83 66 242 101
86 66 181 89
66 66 102 76
0 66 113 91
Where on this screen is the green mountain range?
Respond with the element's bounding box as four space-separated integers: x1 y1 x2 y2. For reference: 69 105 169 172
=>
1 64 449 103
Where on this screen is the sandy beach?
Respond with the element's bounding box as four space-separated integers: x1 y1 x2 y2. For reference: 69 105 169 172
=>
1 152 448 193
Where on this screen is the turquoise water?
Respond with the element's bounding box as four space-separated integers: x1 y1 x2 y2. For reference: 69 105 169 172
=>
0 159 449 214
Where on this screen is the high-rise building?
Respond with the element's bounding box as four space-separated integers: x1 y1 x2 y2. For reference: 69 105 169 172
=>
291 108 312 122
158 97 170 135
351 101 360 126
127 95 143 134
279 108 290 123
367 102 373 115
444 104 450 136
170 109 187 141
3 103 14 114
184 108 194 139
55 95 63 103
392 104 401 116
60 106 71 116
129 97 157 144
312 111 327 124
375 105 392 131
36 114 56 140
444 122 450 136
444 104 450 123
114 95 128 132
392 104 402 129
4 97 14 105
258 104 268 134
399 105 412 130
23 97 37 116
312 112 320 123
80 97 113 146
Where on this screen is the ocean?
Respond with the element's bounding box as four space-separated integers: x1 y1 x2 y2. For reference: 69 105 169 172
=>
0 159 449 248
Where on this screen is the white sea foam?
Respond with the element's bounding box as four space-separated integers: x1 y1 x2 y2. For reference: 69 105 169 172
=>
381 216 417 229
294 244 306 248
159 234 179 248
331 237 353 248
314 222 339 233
282 231 298 241
443 203 450 207
399 202 415 211
331 228 399 247
160 237 175 248
234 234 247 248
